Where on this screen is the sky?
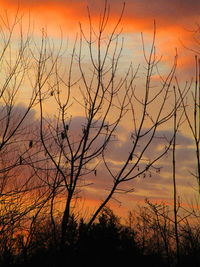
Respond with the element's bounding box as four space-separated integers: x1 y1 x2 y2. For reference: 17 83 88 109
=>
1 0 199 80
0 0 198 218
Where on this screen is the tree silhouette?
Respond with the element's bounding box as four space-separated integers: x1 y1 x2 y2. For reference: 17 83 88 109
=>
31 1 183 249
177 55 200 193
0 3 198 267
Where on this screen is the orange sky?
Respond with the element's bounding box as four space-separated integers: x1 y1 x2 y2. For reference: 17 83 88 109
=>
1 0 199 35
1 0 198 79
0 0 198 217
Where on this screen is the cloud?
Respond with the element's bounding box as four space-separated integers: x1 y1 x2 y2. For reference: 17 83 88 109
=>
0 0 197 215
0 104 196 217
0 104 37 138
0 0 197 59
2 0 199 30
1 0 197 83
75 121 197 208
53 0 200 28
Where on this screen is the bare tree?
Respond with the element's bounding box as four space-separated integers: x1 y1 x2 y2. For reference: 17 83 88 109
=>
177 55 200 193
34 0 183 249
1 3 200 266
0 11 63 261
171 85 187 265
87 21 180 226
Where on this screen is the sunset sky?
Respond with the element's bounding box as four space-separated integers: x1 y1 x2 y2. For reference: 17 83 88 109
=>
0 0 198 218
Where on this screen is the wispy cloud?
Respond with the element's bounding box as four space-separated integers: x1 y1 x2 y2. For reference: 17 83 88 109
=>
3 0 199 30
2 0 197 76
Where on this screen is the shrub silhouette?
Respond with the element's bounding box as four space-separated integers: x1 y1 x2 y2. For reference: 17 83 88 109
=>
74 207 137 265
1 206 200 267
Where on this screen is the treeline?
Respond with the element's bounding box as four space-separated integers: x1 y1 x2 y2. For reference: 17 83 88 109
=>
0 205 200 267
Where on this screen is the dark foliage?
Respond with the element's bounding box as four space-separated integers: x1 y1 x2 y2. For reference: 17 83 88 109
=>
0 207 200 267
